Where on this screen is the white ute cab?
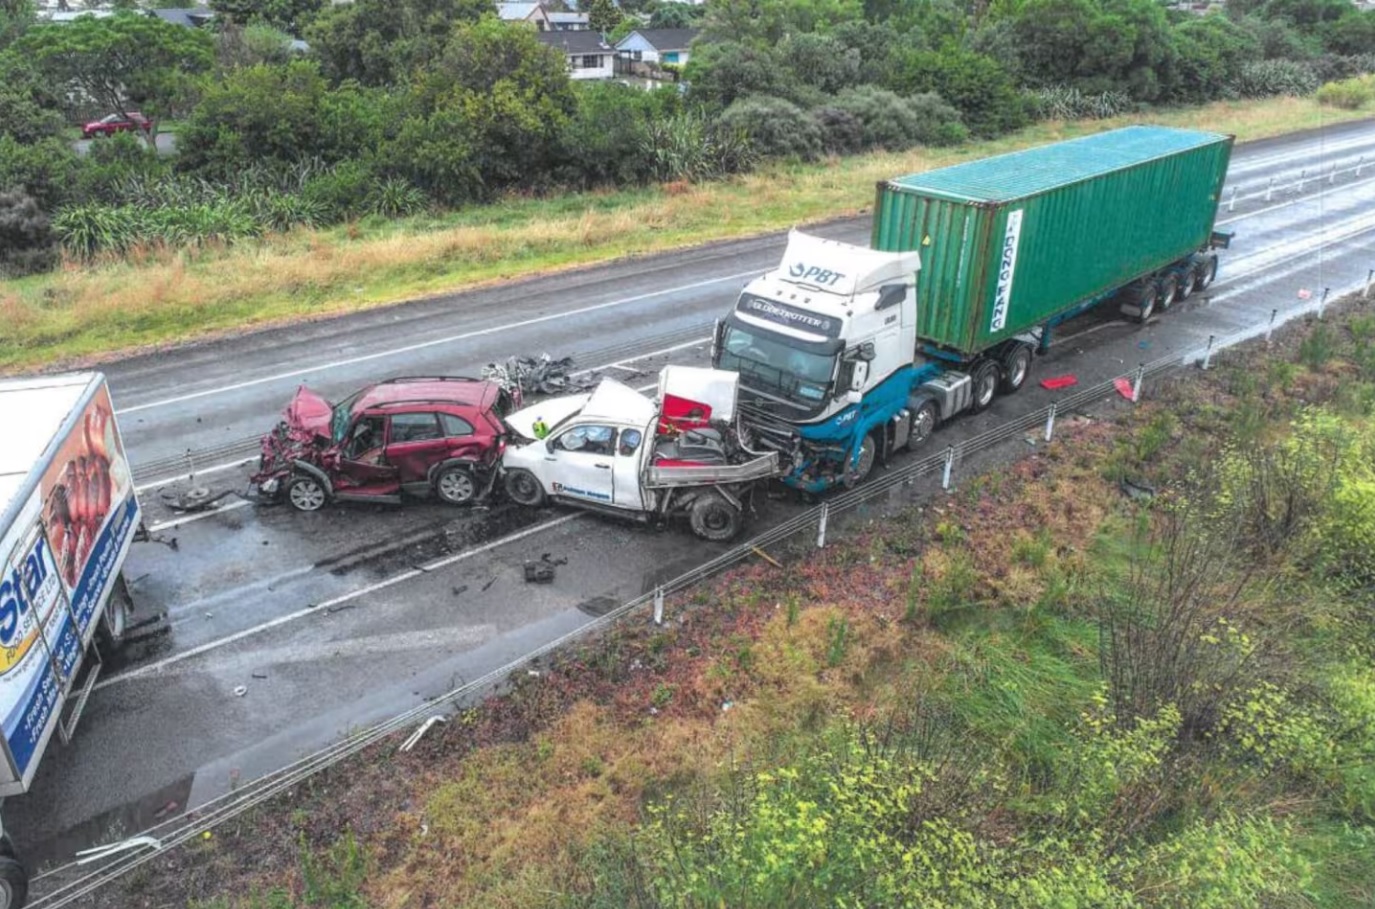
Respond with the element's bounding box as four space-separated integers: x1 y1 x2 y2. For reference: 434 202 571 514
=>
501 367 781 541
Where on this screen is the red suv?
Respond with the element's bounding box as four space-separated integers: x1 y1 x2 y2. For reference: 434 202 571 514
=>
252 377 521 512
81 112 155 138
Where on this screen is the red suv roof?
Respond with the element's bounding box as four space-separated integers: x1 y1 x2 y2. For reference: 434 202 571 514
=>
351 377 498 413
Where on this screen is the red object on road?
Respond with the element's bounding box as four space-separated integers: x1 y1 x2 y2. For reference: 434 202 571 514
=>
1040 375 1078 390
1114 377 1135 400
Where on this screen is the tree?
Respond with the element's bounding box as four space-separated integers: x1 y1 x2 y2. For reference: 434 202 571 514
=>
0 0 35 51
1168 14 1259 103
209 0 326 35
699 0 862 46
587 0 623 34
10 13 213 123
0 60 64 142
779 32 860 95
892 46 1027 137
1319 10 1375 57
0 189 57 277
216 21 295 70
683 41 783 107
648 3 699 28
304 0 489 86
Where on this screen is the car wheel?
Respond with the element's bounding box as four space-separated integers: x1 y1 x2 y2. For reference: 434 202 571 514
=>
434 465 477 505
970 360 1000 413
504 468 546 507
688 493 742 542
287 475 328 512
999 345 1032 394
909 400 939 448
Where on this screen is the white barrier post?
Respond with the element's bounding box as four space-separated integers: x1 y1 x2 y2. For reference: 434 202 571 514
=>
1227 185 1238 212
1318 287 1329 320
1359 156 1366 178
653 586 664 625
816 502 829 549
1297 169 1306 193
1330 163 1337 185
1044 403 1057 443
1265 308 1278 344
1265 177 1274 202
941 446 954 491
1202 335 1216 371
1366 269 1373 300
1131 364 1144 403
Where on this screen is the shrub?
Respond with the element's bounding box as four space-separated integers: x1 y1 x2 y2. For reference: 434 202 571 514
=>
301 159 378 221
366 177 427 218
0 135 80 211
641 112 756 182
0 190 58 276
1229 59 1320 98
892 47 1028 138
1316 74 1375 109
812 106 864 155
714 96 821 162
1028 86 1133 120
828 85 967 150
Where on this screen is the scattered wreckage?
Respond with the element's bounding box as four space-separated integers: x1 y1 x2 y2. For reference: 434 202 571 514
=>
502 366 783 541
251 377 520 511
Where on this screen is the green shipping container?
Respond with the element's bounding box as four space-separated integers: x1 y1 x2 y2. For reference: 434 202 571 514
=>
871 126 1234 357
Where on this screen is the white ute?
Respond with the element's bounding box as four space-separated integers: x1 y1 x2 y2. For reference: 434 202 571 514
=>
501 366 781 541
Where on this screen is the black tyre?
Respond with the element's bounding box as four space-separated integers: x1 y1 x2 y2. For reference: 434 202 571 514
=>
688 493 742 542
0 854 28 909
1178 266 1197 301
843 433 877 488
95 575 131 658
434 465 477 505
1196 254 1218 291
909 400 939 448
504 468 546 507
969 360 1000 413
1157 273 1178 313
999 345 1032 394
1126 280 1158 324
286 474 328 512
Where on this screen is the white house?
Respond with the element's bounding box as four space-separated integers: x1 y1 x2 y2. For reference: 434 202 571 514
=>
496 2 552 29
536 31 615 80
614 28 698 66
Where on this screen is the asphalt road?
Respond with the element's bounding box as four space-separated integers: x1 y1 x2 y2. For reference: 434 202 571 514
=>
14 120 1375 875
72 132 176 157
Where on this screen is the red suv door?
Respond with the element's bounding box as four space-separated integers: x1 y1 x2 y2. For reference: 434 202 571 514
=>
385 412 451 486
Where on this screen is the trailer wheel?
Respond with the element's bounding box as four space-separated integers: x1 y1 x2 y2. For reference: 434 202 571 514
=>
434 465 477 505
970 361 1000 413
0 855 27 909
1123 280 1158 324
999 345 1032 394
504 468 546 507
1196 254 1218 291
1157 273 1179 312
286 474 328 512
96 575 131 657
1178 266 1197 301
910 400 939 447
688 493 742 542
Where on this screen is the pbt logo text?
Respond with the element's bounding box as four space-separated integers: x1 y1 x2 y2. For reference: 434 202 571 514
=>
788 263 846 287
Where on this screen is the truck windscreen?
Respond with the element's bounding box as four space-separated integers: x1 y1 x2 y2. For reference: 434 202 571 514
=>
717 322 839 414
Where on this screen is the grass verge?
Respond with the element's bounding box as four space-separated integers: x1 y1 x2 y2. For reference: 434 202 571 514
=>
2 97 1371 373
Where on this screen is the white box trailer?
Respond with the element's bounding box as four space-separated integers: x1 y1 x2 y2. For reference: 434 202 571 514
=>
0 373 141 908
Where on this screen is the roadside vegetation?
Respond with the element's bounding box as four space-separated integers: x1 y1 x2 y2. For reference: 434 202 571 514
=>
107 299 1375 908
1 0 1374 369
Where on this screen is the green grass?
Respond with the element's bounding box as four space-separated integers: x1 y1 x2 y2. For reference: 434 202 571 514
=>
2 97 1371 372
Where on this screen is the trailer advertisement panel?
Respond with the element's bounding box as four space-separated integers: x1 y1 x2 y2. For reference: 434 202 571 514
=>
0 382 138 790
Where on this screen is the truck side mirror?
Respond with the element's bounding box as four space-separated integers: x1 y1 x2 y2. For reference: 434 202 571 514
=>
858 342 876 362
545 438 556 454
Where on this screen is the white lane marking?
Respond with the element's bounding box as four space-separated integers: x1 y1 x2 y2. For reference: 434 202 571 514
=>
132 335 714 489
147 499 253 533
135 456 256 493
116 272 760 415
98 512 582 689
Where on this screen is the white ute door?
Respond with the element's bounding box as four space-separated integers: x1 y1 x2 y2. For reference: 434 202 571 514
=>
547 423 617 505
611 425 647 511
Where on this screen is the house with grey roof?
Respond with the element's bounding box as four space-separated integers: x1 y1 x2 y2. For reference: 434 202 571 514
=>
536 30 615 80
497 2 552 29
614 28 698 66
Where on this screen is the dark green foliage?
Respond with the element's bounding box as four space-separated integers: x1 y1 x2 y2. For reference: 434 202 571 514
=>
827 85 966 149
715 95 822 161
648 2 702 28
209 0 326 34
0 135 79 210
0 189 57 276
1320 11 1375 57
587 0 624 33
830 19 919 85
812 105 864 154
683 41 784 107
0 67 63 143
215 22 297 70
304 0 490 86
699 0 864 45
779 32 861 95
641 112 756 181
300 159 376 220
1029 85 1133 119
1239 14 1319 60
1169 14 1260 103
8 12 214 119
893 46 1028 137
556 83 680 188
1230 57 1320 97
72 132 173 204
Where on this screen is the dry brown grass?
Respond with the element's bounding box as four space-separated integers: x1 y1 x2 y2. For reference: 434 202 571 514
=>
3 97 1368 372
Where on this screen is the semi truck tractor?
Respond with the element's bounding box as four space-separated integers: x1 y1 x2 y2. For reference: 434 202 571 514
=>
0 373 141 908
711 126 1234 493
